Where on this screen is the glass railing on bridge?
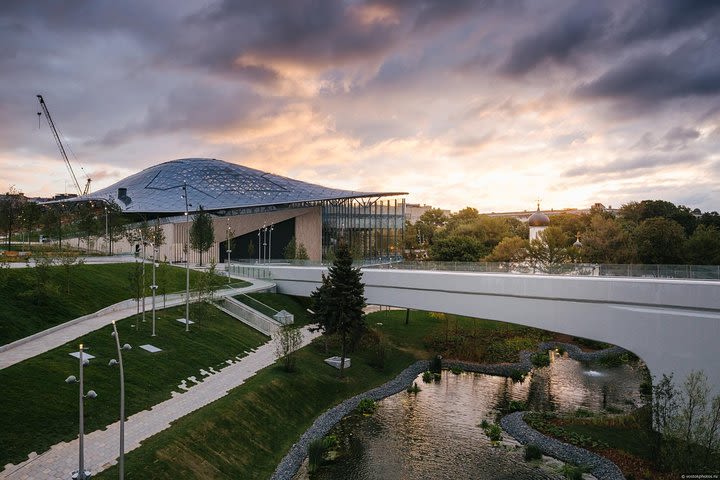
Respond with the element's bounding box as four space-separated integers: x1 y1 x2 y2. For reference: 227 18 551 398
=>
228 258 720 281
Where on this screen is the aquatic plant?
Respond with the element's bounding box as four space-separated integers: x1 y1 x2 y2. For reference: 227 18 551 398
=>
406 382 421 394
356 398 378 415
531 352 551 368
524 444 543 461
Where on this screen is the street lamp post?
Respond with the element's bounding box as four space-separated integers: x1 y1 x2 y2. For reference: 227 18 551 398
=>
104 206 109 255
182 181 190 332
262 224 267 265
65 344 96 480
141 233 146 323
151 244 158 336
109 323 132 480
268 224 273 264
257 229 261 264
226 219 232 284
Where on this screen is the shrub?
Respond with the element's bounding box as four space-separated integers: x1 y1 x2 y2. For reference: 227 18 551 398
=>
483 422 502 442
559 464 589 480
480 419 490 429
308 438 326 472
524 444 543 461
356 398 377 415
531 352 551 368
598 354 624 368
406 382 421 394
574 408 594 418
430 355 442 373
557 346 567 356
308 435 338 472
450 365 463 375
422 371 433 383
509 370 526 383
507 400 527 413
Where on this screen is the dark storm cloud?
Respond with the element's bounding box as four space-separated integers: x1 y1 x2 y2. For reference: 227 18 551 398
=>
619 0 720 43
183 0 402 73
0 0 175 40
563 152 703 177
577 34 720 103
502 2 612 76
97 85 265 146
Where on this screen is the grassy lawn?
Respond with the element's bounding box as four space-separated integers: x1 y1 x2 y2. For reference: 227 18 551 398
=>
0 263 249 345
368 308 552 362
0 305 268 467
247 293 314 326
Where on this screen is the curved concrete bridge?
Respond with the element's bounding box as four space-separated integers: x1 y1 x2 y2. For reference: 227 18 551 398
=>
262 265 720 393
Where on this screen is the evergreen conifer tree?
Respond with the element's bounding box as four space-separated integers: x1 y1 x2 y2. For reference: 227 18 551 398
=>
310 240 366 377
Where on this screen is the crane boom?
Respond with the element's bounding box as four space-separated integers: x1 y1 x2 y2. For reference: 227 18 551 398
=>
36 94 90 196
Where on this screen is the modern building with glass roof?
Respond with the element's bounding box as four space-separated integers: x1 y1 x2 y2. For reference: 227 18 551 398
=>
63 158 407 263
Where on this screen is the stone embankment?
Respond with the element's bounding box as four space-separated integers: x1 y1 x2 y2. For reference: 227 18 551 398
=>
501 411 626 480
443 341 629 377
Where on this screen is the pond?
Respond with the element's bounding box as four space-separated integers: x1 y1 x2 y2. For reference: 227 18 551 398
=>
297 352 646 480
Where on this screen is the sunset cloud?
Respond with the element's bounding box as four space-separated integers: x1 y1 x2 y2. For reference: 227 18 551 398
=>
1 0 719 213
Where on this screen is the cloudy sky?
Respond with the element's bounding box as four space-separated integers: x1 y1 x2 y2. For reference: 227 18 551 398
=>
1 0 719 212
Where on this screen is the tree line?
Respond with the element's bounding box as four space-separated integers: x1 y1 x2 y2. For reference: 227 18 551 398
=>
404 200 720 265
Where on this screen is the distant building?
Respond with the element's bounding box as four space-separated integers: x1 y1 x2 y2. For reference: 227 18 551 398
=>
404 203 451 224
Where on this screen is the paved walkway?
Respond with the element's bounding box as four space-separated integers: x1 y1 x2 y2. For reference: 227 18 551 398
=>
0 276 275 369
1 325 321 479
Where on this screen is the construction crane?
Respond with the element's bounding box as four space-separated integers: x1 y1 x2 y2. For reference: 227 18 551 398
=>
36 94 91 196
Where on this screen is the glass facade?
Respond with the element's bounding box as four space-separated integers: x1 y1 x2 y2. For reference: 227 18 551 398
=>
321 197 405 261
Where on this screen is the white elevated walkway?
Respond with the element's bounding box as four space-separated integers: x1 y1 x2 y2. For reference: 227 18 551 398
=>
265 265 720 394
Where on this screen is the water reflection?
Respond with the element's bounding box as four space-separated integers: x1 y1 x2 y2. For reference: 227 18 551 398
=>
300 355 645 480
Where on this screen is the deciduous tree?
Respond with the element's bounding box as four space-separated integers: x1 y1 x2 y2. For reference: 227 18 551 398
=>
190 206 214 265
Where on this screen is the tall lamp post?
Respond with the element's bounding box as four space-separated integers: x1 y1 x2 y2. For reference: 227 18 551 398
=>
151 243 158 336
268 224 273 264
140 232 146 323
104 205 109 255
257 228 261 264
182 181 191 332
226 219 232 284
262 224 267 265
65 344 97 480
109 322 132 480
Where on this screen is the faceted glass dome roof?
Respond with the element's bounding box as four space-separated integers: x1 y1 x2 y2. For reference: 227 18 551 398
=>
78 158 403 213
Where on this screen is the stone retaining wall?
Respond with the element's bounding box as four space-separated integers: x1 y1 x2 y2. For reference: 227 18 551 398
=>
501 411 626 480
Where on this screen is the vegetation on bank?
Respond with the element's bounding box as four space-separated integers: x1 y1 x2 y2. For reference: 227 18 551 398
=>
0 262 246 345
0 305 268 467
